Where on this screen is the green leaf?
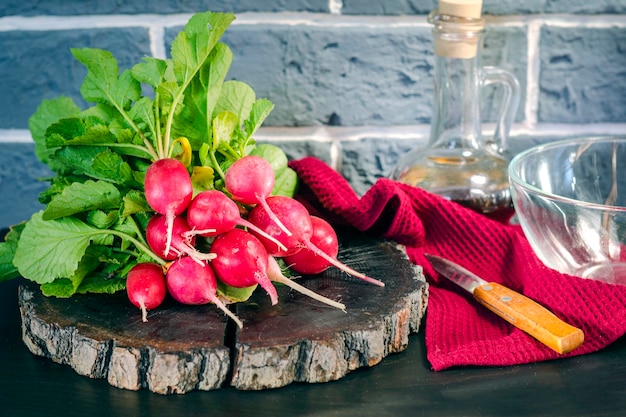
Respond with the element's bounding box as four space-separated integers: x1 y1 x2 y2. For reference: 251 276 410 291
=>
76 246 129 295
52 146 134 185
0 225 23 282
45 117 144 164
156 81 179 115
131 57 171 90
13 211 114 284
212 111 238 151
77 273 126 295
272 167 298 198
0 224 25 281
80 103 120 124
204 44 234 128
216 280 257 304
28 97 81 165
164 12 235 156
92 151 134 184
45 117 87 147
86 210 120 229
170 12 235 86
40 278 77 297
122 190 151 217
43 180 122 220
244 98 274 140
72 48 141 109
112 215 145 251
40 245 102 297
67 123 117 145
128 97 156 142
0 242 20 282
214 80 255 126
38 176 76 205
172 43 234 149
40 245 129 297
250 144 289 173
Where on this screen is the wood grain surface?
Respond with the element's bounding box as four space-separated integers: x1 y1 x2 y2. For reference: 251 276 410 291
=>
18 233 428 394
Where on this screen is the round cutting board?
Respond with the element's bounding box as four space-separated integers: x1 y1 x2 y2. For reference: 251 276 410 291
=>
18 232 427 394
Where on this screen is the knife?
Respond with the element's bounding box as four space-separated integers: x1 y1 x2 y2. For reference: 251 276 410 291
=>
425 254 584 354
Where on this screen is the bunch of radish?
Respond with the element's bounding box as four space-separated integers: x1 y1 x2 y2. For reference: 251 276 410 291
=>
127 154 384 326
3 12 383 326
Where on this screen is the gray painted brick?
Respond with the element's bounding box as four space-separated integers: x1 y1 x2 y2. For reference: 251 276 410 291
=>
0 28 152 129
258 139 333 165
481 26 528 123
0 0 328 16
340 0 545 15
341 137 418 195
165 23 525 128
341 0 437 15
4 0 625 16
0 143 52 228
339 134 605 197
538 26 626 123
341 0 626 15
215 24 436 127
545 0 626 14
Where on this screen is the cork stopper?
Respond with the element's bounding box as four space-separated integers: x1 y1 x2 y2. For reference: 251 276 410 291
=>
433 0 484 59
439 0 483 19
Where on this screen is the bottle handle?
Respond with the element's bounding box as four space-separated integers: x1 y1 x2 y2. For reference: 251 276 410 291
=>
480 66 521 155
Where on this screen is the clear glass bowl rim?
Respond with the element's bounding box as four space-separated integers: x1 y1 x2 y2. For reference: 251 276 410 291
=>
508 136 626 212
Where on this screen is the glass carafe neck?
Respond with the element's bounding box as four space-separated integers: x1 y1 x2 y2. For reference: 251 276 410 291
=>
427 11 486 154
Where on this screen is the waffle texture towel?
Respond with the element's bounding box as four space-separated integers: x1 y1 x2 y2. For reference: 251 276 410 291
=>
289 157 626 370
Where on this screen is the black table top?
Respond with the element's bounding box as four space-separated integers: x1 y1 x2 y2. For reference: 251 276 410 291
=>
1 274 625 417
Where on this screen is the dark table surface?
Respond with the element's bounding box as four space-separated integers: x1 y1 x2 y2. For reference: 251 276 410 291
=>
1 274 625 417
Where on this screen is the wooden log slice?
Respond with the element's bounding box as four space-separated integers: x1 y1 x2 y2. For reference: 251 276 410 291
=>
231 234 428 390
19 285 231 394
18 234 428 394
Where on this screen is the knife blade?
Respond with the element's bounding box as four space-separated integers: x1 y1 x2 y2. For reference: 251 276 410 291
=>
425 254 584 354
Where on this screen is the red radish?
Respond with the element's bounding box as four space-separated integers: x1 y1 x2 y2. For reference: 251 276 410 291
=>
249 196 384 287
224 155 292 237
209 228 279 305
166 256 243 329
126 263 167 322
267 256 345 311
146 214 215 263
185 190 287 252
284 216 339 275
246 198 304 257
144 158 193 255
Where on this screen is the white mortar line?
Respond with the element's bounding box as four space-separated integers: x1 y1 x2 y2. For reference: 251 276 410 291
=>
486 14 626 27
525 19 541 128
149 25 167 60
537 14 626 28
231 12 428 27
0 13 431 31
510 123 626 137
2 12 626 32
0 14 191 31
0 129 32 143
3 123 624 145
329 0 343 15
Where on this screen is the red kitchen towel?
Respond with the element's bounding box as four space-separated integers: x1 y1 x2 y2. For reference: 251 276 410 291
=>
289 156 626 371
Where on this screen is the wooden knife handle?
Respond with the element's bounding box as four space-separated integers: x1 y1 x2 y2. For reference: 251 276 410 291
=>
473 282 584 354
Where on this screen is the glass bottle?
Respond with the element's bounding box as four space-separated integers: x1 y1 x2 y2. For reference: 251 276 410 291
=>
390 0 520 216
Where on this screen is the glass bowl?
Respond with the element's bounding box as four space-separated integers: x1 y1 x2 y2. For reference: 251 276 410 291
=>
509 137 626 284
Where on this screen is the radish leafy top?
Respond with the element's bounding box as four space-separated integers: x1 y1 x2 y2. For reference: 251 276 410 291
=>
0 11 298 300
